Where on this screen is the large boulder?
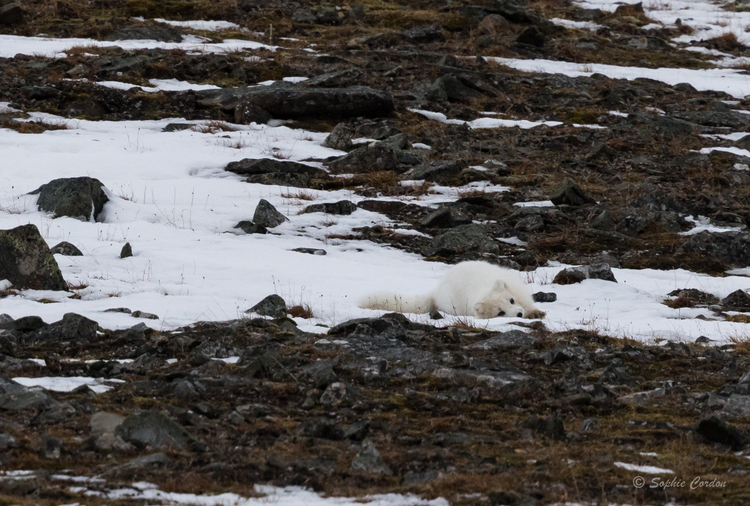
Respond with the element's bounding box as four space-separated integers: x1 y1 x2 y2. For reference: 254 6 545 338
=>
115 410 194 450
33 177 109 221
422 224 499 257
224 158 328 188
326 144 399 174
0 0 25 26
677 231 750 268
196 85 394 122
0 224 67 291
253 199 288 228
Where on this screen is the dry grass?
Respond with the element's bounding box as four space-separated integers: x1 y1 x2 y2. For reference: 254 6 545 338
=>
1 119 69 134
281 189 316 201
707 32 746 52
192 120 237 134
288 304 314 319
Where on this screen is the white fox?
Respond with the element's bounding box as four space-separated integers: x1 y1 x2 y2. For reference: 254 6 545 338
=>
358 261 545 319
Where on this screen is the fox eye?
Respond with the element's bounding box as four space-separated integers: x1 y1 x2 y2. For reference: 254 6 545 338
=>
510 298 515 304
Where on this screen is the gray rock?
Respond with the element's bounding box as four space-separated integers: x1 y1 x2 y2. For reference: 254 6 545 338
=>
106 25 182 42
549 180 595 206
33 177 109 221
326 144 399 173
553 263 616 284
50 241 83 256
323 122 353 150
249 294 287 318
90 412 125 436
403 160 465 181
419 207 472 228
0 224 67 290
721 290 750 311
163 123 193 132
523 414 565 439
42 435 63 459
678 231 750 268
299 359 338 389
0 432 18 450
427 74 483 103
292 247 326 255
37 313 98 342
115 410 193 450
467 330 537 350
253 199 288 228
302 68 364 88
675 110 750 129
303 200 358 215
0 390 51 410
132 310 159 320
533 292 557 303
120 242 133 258
225 158 324 177
580 418 599 432
588 262 617 282
196 85 394 121
740 368 750 384
422 224 499 257
403 22 444 43
351 439 392 475
117 452 172 469
516 26 545 47
721 394 750 418
296 418 343 440
542 345 589 366
234 220 267 234
627 113 697 139
320 381 356 406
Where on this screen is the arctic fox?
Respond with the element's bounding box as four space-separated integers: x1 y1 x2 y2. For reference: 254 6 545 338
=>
358 261 545 319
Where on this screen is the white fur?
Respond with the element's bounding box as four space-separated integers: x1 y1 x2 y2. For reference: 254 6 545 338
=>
358 261 541 318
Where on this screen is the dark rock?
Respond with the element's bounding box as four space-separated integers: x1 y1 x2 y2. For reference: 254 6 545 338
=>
678 231 750 268
249 294 287 318
33 177 109 221
478 14 513 35
343 421 370 441
427 74 484 103
299 359 338 389
0 432 17 450
516 26 545 47
588 262 617 282
553 263 616 284
253 199 288 228
429 310 443 319
163 123 193 132
3 315 46 332
233 102 272 124
403 22 445 43
675 111 750 129
303 201 358 215
106 25 182 42
574 8 605 21
0 1 24 26
549 180 595 206
303 68 364 88
533 292 557 303
323 123 353 150
234 221 267 234
695 416 747 448
326 144 399 173
721 290 750 312
50 241 83 256
225 158 323 177
523 414 565 439
37 313 98 342
117 452 172 470
196 85 394 120
0 224 67 291
292 247 326 255
320 381 356 406
42 435 63 459
115 410 193 450
627 113 697 139
580 418 599 431
422 224 499 257
403 160 466 182
0 390 51 410
466 330 536 350
21 86 60 100
132 310 158 320
297 418 343 440
351 439 392 475
120 242 132 258
419 207 472 228
542 345 589 366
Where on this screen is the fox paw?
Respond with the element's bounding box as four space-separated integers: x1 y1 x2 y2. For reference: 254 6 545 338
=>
526 309 546 319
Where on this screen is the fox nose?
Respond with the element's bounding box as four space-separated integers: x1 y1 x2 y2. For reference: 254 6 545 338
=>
497 310 505 317
517 312 523 317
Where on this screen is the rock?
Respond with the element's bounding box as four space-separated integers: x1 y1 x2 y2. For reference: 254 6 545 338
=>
427 74 484 103
33 177 109 221
120 242 133 258
523 414 565 439
320 381 356 406
116 452 172 470
106 25 182 42
721 290 750 312
163 123 193 132
422 224 499 257
740 368 750 384
253 199 288 228
234 103 273 124
403 22 445 43
0 390 51 410
303 201 358 215
132 310 158 320
323 122 353 150
553 263 616 284
580 418 599 432
292 247 326 255
115 410 193 450
541 345 589 366
516 26 545 47
296 418 343 440
225 158 326 188
0 224 67 291
0 1 24 26
466 330 536 350
234 221 267 234
721 394 750 418
302 68 364 88
299 360 338 389
549 180 595 206
478 14 513 35
37 313 98 342
4 315 46 332
196 85 394 121
41 435 63 459
249 294 287 318
326 144 399 173
50 241 83 256
90 412 125 436
695 416 747 448
403 160 466 182
590 210 615 231
626 113 697 139
343 421 370 441
351 439 392 475
419 207 472 228
0 432 18 450
533 292 557 303
678 231 750 268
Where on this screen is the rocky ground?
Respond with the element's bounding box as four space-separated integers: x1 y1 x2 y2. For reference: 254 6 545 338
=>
2 0 750 504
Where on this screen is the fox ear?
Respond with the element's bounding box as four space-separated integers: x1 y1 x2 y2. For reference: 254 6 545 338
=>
473 301 485 316
494 279 507 291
